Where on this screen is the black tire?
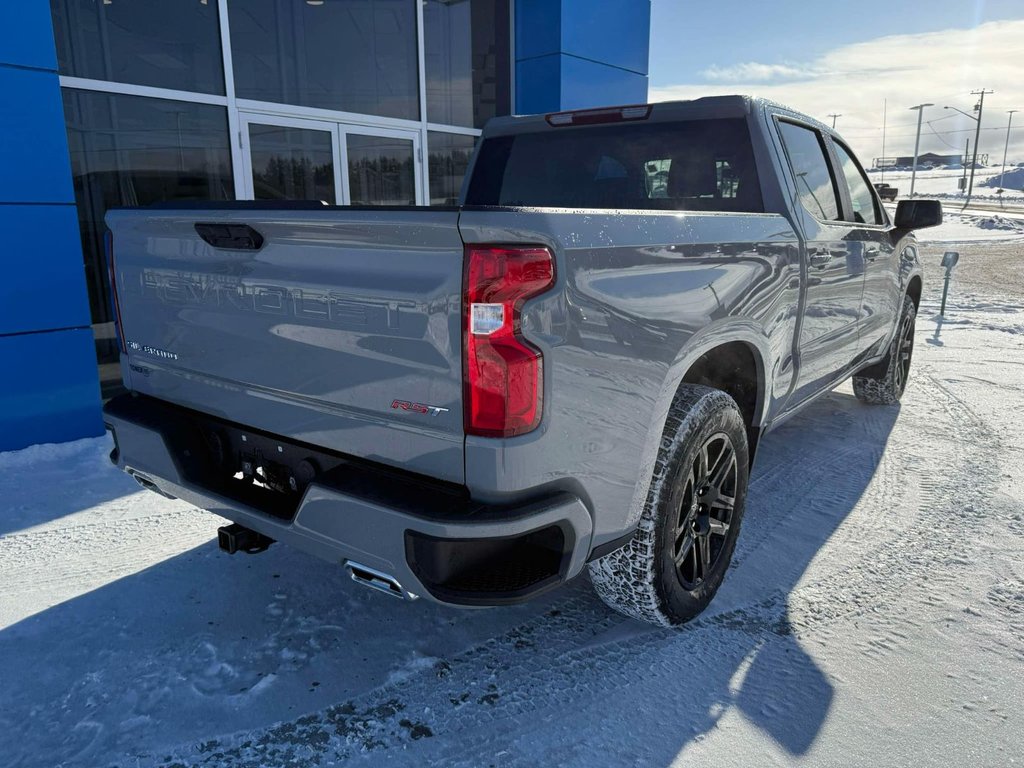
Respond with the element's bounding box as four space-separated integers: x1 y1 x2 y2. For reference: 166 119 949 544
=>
853 295 917 405
589 386 749 627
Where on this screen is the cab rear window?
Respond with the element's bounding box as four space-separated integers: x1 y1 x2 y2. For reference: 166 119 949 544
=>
465 118 763 213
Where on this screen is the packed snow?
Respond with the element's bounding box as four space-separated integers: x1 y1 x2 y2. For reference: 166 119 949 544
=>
2 237 1023 767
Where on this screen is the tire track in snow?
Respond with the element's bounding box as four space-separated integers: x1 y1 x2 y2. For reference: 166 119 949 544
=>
147 364 1010 768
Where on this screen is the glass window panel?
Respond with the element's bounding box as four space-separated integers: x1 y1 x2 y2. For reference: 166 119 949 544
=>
834 141 882 225
465 119 763 213
229 0 419 120
778 122 841 221
347 134 416 205
424 0 510 128
50 0 224 94
248 125 336 203
61 89 233 396
428 132 476 205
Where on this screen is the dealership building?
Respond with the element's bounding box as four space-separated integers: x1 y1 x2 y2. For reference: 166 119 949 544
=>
0 0 651 451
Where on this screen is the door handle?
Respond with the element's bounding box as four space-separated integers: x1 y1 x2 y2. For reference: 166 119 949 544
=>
809 248 833 268
865 247 880 261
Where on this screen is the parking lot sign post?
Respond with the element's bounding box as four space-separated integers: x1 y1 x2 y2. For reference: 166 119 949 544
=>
940 251 960 316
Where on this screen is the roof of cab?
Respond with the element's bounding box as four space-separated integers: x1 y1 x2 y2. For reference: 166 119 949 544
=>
482 95 831 138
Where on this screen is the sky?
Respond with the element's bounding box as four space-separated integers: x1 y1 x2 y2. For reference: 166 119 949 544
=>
648 0 1024 168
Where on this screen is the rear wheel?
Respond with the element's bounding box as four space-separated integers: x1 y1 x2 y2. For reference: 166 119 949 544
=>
589 386 749 627
853 294 917 405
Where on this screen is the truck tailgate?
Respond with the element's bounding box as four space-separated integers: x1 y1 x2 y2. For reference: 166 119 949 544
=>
105 207 466 484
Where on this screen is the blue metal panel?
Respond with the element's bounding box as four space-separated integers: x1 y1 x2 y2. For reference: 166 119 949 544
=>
513 0 563 61
560 0 650 76
518 54 647 114
0 205 90 336
0 67 75 204
514 0 650 113
0 2 58 71
0 329 104 452
558 55 648 110
516 54 562 115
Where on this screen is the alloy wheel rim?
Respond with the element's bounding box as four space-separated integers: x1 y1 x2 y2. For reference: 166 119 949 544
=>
672 432 738 590
895 312 915 391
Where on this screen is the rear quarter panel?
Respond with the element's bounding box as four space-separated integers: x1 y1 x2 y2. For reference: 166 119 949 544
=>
458 208 802 545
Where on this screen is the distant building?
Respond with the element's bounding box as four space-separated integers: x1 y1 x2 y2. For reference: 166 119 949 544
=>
874 152 989 168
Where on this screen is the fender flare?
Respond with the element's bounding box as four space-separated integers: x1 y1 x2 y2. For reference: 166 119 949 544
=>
622 318 772 527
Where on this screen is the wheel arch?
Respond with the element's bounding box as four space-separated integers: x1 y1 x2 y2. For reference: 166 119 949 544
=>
906 274 923 310
680 340 764 461
621 321 772 530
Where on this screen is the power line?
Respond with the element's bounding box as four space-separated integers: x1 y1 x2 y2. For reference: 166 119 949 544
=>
840 126 1011 139
925 120 969 150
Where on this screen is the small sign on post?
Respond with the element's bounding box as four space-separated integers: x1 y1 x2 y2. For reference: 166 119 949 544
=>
940 251 959 316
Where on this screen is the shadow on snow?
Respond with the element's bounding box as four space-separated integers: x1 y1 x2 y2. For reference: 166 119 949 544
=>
0 389 899 767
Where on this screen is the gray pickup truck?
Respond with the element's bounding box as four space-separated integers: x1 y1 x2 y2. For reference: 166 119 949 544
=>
102 96 941 627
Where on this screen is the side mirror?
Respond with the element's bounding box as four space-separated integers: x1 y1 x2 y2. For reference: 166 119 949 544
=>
894 199 942 230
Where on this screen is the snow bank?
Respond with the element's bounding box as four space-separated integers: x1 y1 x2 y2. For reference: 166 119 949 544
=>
979 166 1024 191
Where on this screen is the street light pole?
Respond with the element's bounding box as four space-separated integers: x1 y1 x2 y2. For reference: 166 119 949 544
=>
828 113 842 129
1000 110 1018 188
908 103 933 197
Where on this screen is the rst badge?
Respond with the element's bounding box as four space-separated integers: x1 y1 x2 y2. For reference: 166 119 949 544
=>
127 341 178 361
391 399 450 416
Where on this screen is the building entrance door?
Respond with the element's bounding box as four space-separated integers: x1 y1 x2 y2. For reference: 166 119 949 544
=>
239 113 422 205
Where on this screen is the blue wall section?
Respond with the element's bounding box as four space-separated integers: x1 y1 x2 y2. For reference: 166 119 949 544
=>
0 11 103 451
0 330 103 451
515 0 650 114
0 206 92 336
0 67 77 205
0 2 59 70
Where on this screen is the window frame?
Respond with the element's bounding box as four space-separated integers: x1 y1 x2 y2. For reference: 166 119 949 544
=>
830 137 890 229
774 116 844 225
54 0 510 206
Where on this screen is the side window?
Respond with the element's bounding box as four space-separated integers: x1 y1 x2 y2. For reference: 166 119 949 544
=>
778 121 841 221
834 142 882 225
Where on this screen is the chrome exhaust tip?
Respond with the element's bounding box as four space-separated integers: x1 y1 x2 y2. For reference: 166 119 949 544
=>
344 561 418 601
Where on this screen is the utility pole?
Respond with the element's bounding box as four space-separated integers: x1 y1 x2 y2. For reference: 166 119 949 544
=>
967 89 993 203
1000 109 1018 188
945 89 994 207
908 103 933 197
961 138 970 193
828 113 842 129
881 99 887 184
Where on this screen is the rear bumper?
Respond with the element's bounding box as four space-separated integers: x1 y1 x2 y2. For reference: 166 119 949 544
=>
103 394 594 606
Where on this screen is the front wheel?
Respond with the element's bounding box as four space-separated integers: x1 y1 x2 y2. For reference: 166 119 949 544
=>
853 294 917 405
589 386 749 627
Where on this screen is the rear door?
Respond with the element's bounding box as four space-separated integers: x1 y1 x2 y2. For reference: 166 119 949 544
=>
830 139 898 357
106 207 466 483
775 119 865 404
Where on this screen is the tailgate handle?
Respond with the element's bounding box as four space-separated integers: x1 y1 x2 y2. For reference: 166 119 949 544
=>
195 222 264 250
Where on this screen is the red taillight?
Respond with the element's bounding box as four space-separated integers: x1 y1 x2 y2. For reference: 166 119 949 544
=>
104 230 127 354
463 245 555 437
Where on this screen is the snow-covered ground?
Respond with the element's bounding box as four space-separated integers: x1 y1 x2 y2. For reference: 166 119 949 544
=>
2 228 1023 767
869 164 1024 202
906 208 1024 244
